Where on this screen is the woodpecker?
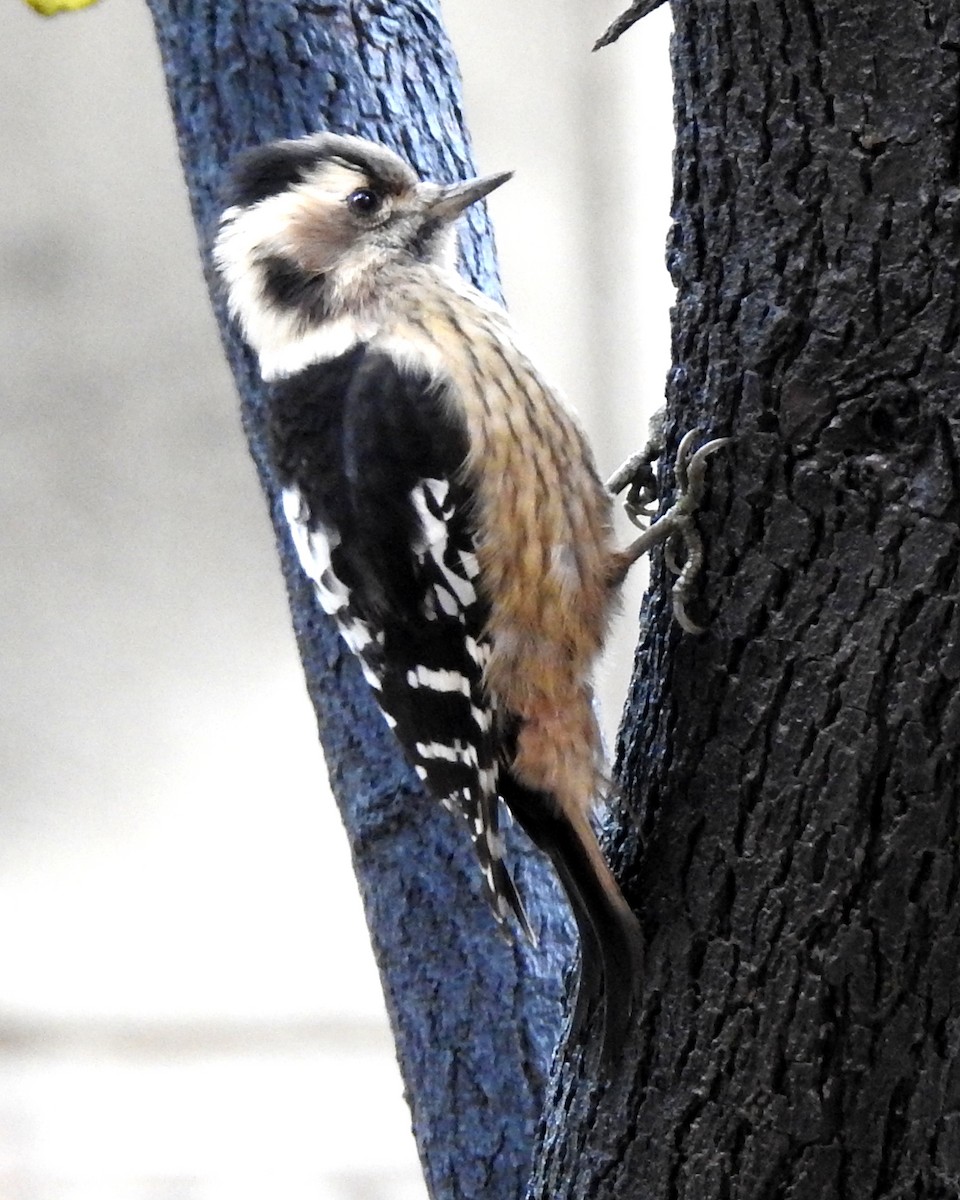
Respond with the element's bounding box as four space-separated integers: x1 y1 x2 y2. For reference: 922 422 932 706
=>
214 132 725 1059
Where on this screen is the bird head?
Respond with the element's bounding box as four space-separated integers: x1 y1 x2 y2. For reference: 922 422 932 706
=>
214 132 512 343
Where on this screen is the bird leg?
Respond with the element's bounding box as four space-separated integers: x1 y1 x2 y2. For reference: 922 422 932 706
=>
607 427 730 634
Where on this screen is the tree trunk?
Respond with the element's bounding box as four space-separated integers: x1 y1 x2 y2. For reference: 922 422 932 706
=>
144 4 574 1197
530 1 960 1195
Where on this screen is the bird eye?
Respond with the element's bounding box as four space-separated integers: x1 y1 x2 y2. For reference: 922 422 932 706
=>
347 188 383 217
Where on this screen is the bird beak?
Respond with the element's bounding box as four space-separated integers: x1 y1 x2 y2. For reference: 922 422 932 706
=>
428 170 514 222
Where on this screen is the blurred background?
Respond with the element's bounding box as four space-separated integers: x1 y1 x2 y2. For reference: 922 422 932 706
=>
0 3 673 1197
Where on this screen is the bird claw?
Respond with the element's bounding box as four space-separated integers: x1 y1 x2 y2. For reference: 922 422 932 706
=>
611 428 730 633
607 444 661 529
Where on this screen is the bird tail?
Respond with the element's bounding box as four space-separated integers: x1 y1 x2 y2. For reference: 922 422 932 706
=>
499 776 643 1065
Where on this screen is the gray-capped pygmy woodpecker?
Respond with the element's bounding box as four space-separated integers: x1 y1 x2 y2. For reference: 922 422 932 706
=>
214 132 726 1059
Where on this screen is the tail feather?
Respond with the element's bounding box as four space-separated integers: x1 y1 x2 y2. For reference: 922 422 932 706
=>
499 775 643 1064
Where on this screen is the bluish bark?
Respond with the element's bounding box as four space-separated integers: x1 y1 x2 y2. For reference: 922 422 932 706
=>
143 3 575 1196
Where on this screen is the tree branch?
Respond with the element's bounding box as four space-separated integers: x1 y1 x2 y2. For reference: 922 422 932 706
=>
594 0 668 52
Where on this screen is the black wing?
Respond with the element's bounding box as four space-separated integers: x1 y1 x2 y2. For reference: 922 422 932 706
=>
270 342 532 939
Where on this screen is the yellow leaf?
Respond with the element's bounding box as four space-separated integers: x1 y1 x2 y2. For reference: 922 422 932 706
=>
22 0 102 14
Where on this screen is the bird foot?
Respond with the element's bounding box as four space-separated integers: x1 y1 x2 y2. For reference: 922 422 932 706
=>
606 412 665 525
608 428 730 634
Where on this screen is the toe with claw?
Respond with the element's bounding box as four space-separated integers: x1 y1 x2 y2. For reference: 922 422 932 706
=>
608 447 660 526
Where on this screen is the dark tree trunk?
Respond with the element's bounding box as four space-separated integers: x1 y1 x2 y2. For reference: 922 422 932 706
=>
530 1 960 1196
144 4 574 1198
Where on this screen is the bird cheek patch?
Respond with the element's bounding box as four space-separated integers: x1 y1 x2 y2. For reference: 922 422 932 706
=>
281 198 356 276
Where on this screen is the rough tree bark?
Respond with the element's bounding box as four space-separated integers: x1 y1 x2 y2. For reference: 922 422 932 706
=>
144 4 574 1198
530 1 960 1196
